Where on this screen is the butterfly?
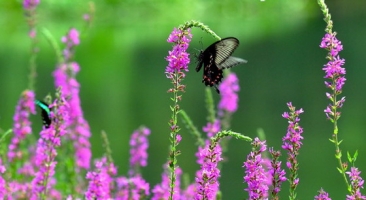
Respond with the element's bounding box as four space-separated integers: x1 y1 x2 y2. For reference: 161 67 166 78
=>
196 37 247 93
35 100 52 128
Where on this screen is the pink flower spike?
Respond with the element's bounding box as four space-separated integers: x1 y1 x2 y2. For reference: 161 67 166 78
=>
218 73 240 113
129 126 151 176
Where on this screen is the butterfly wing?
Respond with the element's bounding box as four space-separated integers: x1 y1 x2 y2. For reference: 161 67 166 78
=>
202 58 223 93
35 100 52 128
203 68 223 94
41 109 51 128
219 56 247 69
213 37 240 65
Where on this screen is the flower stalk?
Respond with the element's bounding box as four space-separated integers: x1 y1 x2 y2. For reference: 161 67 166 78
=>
282 102 304 200
165 27 192 199
318 0 349 188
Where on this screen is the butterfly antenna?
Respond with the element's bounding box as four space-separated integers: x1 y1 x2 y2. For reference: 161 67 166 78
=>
199 37 204 49
193 37 204 61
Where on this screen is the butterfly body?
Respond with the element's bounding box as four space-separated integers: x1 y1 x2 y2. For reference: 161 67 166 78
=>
196 37 247 93
35 100 52 128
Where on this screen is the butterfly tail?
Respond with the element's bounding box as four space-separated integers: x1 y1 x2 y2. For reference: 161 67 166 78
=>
219 56 247 69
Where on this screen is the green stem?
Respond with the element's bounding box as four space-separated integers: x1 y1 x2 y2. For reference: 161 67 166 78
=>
179 20 221 41
205 88 216 123
41 28 64 64
169 72 180 200
179 110 204 146
24 7 39 91
28 35 37 91
101 130 114 164
211 130 252 145
331 85 349 188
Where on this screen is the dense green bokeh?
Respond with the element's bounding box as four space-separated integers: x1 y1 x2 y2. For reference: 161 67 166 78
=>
1 0 366 198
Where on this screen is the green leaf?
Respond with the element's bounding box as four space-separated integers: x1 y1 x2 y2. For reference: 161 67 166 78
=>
0 129 12 143
347 185 352 193
347 151 352 163
335 152 342 159
353 150 358 161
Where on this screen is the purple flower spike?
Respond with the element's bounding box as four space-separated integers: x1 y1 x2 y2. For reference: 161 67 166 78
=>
53 40 92 171
116 175 150 200
165 27 191 199
195 141 223 200
31 96 69 199
346 167 366 200
62 28 80 47
152 165 181 200
151 171 170 200
269 148 286 197
218 73 240 113
23 0 40 10
320 33 343 57
85 158 114 200
282 102 304 198
165 28 192 74
202 120 221 138
9 90 36 162
322 56 346 79
181 184 196 199
243 137 269 199
0 159 6 198
320 33 346 119
61 28 80 61
129 126 151 175
315 188 332 200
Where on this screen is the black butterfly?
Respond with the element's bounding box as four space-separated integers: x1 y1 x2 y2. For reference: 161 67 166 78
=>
196 37 247 93
35 100 52 128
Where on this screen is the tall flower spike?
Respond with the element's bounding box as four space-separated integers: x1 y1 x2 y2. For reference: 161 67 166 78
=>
243 137 269 199
31 93 68 199
129 126 151 176
116 175 150 199
165 28 192 75
269 148 286 199
85 157 115 200
346 167 366 200
9 90 36 162
282 102 304 199
195 141 223 200
318 0 350 190
165 27 192 200
320 33 346 121
218 73 240 114
61 28 80 61
53 29 92 171
23 0 40 90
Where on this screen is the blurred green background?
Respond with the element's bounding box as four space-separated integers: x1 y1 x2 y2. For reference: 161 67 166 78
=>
1 0 366 198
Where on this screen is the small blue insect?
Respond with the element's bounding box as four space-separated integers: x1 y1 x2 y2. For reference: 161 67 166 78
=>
35 100 51 128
